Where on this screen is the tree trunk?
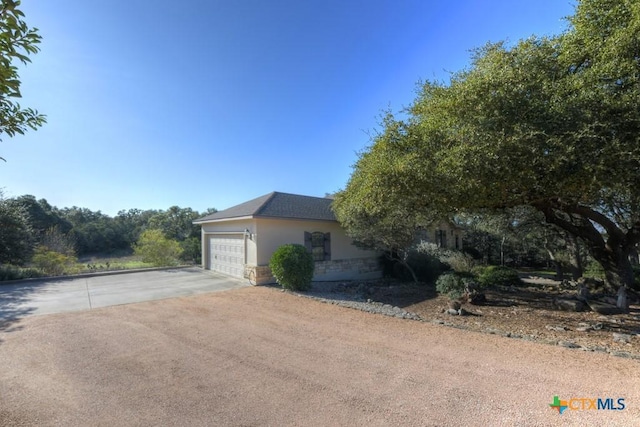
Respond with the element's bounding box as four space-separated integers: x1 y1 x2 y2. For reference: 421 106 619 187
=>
594 250 635 293
565 234 583 281
398 257 419 283
536 201 639 292
554 262 564 281
388 250 419 283
630 247 639 265
545 240 564 280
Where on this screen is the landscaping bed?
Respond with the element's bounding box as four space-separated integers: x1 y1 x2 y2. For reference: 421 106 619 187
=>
295 275 640 359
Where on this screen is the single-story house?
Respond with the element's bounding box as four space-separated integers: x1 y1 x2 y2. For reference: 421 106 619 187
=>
193 192 382 285
417 221 464 251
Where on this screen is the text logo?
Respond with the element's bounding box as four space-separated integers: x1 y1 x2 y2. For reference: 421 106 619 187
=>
549 395 626 414
549 396 568 414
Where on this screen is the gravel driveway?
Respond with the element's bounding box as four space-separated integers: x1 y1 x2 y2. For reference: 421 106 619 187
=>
0 286 638 426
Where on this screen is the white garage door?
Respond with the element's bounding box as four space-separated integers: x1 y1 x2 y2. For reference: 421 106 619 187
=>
208 235 245 278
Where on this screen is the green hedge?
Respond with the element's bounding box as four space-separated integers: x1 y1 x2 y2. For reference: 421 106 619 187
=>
0 265 42 281
269 244 314 291
477 265 521 287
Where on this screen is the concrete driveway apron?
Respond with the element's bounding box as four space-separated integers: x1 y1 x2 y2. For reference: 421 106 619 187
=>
0 267 247 320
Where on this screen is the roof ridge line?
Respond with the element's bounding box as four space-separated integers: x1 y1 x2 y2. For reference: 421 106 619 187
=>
254 191 278 216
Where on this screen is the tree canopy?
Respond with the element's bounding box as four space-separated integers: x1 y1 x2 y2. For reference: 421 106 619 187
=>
334 0 640 290
0 192 33 264
0 0 46 158
133 229 183 267
0 195 215 265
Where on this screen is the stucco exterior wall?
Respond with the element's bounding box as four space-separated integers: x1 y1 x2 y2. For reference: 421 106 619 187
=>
254 218 378 265
245 256 381 285
198 217 382 283
418 222 464 251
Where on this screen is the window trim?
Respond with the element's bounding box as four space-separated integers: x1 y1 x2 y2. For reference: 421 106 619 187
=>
304 231 331 261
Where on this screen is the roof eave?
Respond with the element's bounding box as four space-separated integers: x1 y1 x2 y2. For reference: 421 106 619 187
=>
254 215 338 223
192 215 255 225
194 215 338 224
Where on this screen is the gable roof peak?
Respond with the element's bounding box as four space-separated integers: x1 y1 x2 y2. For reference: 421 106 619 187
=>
193 191 337 223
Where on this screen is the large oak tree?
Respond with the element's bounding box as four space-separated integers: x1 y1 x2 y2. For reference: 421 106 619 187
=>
334 0 640 290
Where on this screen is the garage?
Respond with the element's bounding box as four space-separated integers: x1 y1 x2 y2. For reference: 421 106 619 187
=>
194 192 383 284
207 234 245 278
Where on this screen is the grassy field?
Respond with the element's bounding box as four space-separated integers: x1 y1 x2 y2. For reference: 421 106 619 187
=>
0 254 158 282
517 268 557 278
76 254 154 273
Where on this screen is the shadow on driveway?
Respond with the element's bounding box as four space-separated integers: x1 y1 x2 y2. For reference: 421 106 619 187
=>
0 280 61 344
0 268 247 345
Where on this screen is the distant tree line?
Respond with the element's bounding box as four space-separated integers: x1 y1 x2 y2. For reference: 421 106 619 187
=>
0 192 215 267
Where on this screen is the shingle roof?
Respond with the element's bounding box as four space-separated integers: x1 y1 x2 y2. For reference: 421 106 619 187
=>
193 192 337 223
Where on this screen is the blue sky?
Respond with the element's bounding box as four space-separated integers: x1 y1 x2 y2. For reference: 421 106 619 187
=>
1 0 575 216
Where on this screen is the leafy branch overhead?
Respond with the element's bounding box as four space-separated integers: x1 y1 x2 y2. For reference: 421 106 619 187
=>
334 0 640 291
0 0 46 157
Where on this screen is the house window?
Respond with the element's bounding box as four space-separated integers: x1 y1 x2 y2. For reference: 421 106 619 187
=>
304 231 331 261
435 229 447 248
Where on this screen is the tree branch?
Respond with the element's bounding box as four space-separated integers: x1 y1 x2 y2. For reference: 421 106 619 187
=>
534 201 605 249
561 202 626 242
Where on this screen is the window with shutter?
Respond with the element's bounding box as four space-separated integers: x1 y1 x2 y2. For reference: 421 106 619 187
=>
305 231 331 261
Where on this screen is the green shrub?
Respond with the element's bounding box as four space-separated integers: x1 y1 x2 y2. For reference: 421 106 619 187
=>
269 244 314 291
0 265 42 281
584 261 605 280
32 246 77 276
133 229 183 267
435 272 476 300
477 265 521 287
438 250 478 274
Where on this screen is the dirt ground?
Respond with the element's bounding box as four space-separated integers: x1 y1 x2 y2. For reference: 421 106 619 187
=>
364 274 640 359
0 286 639 426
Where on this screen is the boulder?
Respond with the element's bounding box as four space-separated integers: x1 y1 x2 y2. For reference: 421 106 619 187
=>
558 341 581 349
577 284 589 302
559 279 578 290
448 300 461 310
553 298 585 312
463 282 486 305
627 288 640 304
577 277 606 292
468 292 486 305
575 325 592 332
587 300 625 315
613 333 632 344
